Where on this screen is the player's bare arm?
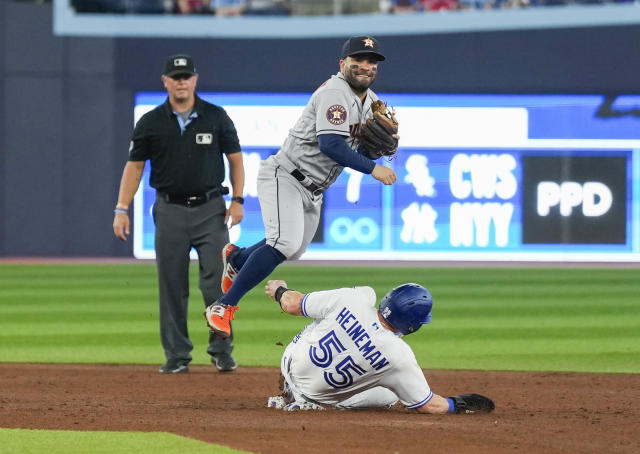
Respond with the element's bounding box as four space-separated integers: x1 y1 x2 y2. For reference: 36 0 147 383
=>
226 151 245 227
265 280 303 316
113 160 145 241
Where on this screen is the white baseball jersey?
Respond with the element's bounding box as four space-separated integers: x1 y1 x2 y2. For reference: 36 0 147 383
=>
273 71 379 189
281 286 433 409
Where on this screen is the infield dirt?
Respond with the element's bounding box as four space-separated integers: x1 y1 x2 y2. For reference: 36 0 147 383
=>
1 363 638 453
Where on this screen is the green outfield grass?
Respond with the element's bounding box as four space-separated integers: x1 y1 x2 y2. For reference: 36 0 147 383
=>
1 263 638 453
0 428 248 454
0 263 638 373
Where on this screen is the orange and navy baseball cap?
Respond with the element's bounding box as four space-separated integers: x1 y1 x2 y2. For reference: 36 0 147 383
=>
340 36 386 61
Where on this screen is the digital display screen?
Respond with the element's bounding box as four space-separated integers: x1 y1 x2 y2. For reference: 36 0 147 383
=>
521 155 627 244
132 93 640 262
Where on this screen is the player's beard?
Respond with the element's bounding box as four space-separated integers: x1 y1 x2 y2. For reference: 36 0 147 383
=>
344 66 377 94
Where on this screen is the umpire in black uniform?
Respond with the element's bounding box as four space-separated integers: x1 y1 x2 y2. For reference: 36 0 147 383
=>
113 54 245 374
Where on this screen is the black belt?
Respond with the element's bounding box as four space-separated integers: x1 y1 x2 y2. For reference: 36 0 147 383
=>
159 186 228 207
290 169 324 197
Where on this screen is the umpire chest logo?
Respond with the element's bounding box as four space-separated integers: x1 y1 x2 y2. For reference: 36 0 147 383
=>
326 105 347 125
196 133 213 145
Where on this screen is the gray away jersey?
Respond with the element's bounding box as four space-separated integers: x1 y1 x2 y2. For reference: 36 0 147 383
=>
274 72 379 189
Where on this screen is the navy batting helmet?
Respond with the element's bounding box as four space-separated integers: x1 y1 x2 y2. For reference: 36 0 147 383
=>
379 283 433 336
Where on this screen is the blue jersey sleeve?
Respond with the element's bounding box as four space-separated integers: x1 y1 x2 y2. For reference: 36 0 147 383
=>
318 134 376 175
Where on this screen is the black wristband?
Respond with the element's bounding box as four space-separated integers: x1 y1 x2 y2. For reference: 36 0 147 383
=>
231 196 244 205
274 286 290 304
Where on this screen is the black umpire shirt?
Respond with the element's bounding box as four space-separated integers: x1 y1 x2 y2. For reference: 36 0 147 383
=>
128 94 241 196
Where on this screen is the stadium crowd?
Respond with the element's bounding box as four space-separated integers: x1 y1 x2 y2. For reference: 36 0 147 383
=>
69 0 635 15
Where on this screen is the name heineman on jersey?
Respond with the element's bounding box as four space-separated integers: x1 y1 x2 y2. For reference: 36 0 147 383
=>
335 306 390 371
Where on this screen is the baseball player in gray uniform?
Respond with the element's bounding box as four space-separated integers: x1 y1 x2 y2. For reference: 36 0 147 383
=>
205 36 398 339
264 280 495 414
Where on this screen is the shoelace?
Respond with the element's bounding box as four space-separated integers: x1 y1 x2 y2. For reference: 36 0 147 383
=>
225 305 239 321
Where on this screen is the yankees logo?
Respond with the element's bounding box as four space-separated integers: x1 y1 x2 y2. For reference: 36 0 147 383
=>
326 104 347 125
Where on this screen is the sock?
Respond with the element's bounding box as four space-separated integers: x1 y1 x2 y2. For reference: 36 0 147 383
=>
220 244 285 306
233 239 266 270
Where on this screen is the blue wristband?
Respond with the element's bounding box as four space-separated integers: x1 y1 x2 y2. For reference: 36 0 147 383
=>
446 398 455 413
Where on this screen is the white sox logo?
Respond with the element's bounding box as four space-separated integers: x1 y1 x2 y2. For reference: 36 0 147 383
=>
326 105 347 125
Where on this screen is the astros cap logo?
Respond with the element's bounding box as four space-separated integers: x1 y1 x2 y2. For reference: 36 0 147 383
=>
362 38 375 48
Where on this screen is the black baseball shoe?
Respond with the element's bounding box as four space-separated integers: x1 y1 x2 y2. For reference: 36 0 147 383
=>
158 362 189 374
211 352 237 372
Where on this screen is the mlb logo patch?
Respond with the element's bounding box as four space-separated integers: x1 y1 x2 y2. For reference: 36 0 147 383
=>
174 58 188 67
196 133 212 145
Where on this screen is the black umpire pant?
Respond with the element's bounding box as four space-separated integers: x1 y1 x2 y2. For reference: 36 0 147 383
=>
153 194 233 366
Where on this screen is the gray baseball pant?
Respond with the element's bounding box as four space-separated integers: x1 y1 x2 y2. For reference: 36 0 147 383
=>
153 195 233 365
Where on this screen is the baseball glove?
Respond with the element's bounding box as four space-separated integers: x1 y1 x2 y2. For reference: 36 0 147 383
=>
448 393 495 414
359 100 398 160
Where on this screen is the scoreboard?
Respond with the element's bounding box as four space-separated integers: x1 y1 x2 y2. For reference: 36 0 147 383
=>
132 93 640 262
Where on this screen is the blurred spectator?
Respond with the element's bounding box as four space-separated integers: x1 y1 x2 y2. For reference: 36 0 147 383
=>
70 0 633 15
332 0 380 14
537 0 566 6
421 0 458 10
72 0 111 12
495 0 535 8
385 0 421 13
212 0 247 15
72 0 166 13
244 0 293 15
457 0 494 9
174 0 214 13
122 0 166 11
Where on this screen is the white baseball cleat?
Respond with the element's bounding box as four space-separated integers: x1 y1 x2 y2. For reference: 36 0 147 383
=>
267 396 287 409
284 401 325 411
